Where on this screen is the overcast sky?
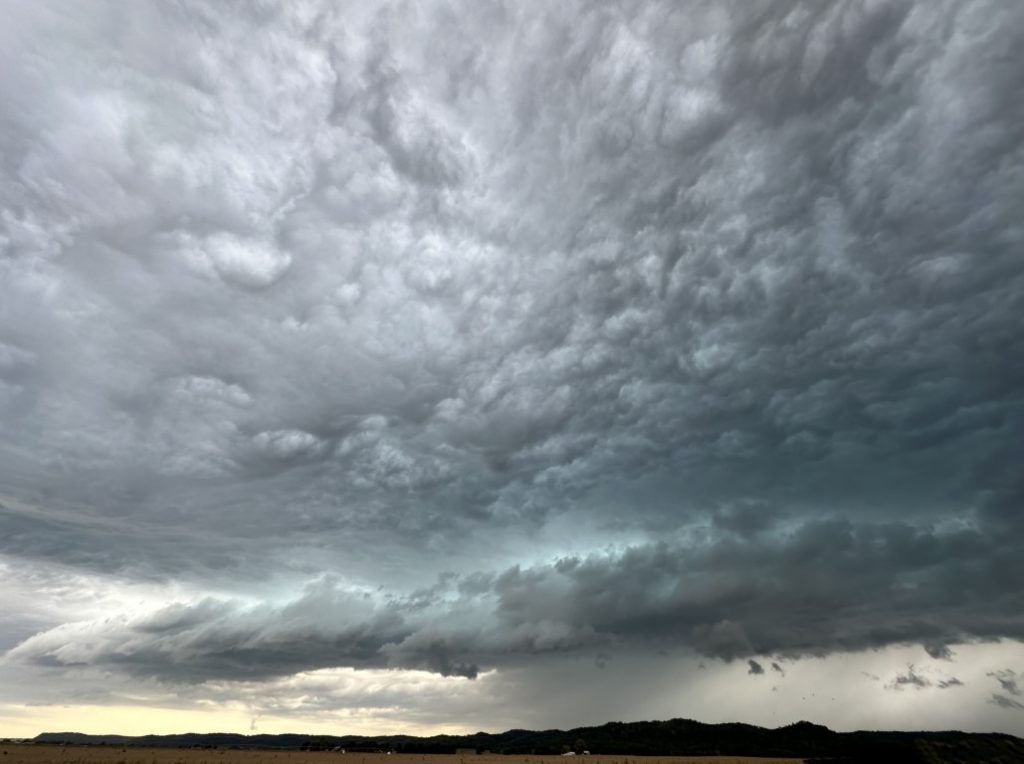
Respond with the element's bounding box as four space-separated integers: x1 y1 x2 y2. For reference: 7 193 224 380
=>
1 0 1023 739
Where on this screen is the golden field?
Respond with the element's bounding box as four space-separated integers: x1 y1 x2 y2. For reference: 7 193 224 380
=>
0 747 804 764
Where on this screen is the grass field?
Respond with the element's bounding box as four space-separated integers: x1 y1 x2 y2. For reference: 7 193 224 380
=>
0 747 805 764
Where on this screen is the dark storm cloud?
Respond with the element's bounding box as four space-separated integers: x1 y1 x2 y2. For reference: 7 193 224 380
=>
925 644 955 661
1 0 1023 692
481 523 1021 662
937 677 963 689
747 659 764 675
10 523 1024 682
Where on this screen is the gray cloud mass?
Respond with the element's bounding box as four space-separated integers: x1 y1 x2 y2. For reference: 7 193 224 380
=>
1 0 1023 705
888 664 930 691
991 695 1024 712
988 670 1022 697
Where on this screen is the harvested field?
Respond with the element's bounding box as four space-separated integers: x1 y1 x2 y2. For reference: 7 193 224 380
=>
0 747 805 764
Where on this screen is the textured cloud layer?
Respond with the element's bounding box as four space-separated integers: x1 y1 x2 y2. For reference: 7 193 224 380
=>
1 0 1023 711
10 519 1024 683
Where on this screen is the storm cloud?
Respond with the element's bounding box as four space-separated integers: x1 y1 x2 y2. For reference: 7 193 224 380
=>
9 523 1024 683
1 0 1023 736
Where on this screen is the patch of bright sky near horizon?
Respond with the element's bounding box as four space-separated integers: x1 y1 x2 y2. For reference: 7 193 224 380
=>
1 0 1023 737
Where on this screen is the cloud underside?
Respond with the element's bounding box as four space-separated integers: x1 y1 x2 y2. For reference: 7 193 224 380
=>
1 0 1023 687
11 519 1024 682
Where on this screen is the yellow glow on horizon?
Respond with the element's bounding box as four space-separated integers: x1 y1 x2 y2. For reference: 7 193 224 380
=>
0 702 472 739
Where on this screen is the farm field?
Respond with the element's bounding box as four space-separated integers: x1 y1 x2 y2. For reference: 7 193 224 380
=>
0 748 805 764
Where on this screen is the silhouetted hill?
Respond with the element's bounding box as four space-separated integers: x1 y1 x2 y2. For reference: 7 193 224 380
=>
32 717 1024 763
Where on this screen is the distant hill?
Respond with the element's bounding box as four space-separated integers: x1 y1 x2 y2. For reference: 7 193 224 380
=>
32 717 1024 763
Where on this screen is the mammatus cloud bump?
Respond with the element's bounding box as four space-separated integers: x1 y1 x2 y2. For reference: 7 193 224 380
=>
0 0 1022 695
